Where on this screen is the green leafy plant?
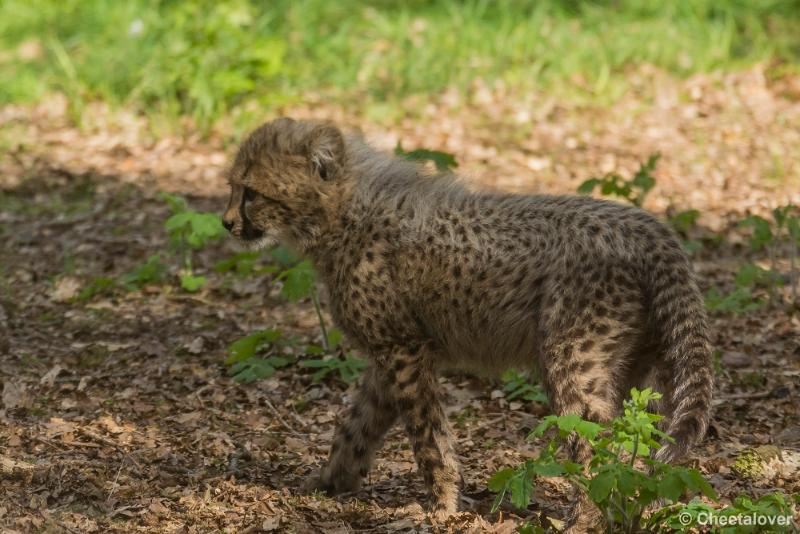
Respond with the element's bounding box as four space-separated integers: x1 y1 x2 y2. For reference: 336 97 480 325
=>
120 253 168 289
704 286 764 314
708 205 800 313
226 253 367 385
225 324 366 385
277 259 317 302
224 329 294 383
501 370 548 404
75 254 168 301
301 328 366 383
305 328 343 355
704 262 771 315
489 388 717 533
740 206 800 302
740 214 775 253
164 209 228 251
276 258 334 350
577 153 660 207
222 247 364 385
74 276 118 301
668 209 700 234
668 209 703 254
299 352 366 383
268 245 301 267
178 273 206 292
160 192 226 292
214 251 277 276
395 143 458 172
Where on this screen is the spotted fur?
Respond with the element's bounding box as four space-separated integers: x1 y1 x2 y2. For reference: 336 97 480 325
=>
222 118 713 526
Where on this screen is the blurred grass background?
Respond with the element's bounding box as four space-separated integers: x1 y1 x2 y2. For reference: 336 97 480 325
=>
1 0 800 132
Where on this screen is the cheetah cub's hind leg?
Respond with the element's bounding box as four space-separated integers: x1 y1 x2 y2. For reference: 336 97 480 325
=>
539 340 614 534
538 324 639 532
306 365 398 495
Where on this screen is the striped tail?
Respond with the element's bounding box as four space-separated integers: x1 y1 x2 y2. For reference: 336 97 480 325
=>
648 249 714 463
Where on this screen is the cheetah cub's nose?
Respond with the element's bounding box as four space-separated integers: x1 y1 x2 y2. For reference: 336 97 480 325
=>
221 218 235 232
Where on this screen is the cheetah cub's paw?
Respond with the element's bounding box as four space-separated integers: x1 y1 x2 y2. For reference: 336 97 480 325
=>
425 496 459 523
303 468 361 496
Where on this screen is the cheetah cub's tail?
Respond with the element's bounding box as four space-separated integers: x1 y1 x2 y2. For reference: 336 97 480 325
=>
648 254 713 464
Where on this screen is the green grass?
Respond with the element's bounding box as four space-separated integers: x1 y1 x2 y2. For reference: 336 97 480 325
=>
2 0 800 131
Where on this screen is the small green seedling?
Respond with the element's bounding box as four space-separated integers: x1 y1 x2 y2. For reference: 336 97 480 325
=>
224 329 294 383
269 245 302 267
737 206 800 306
668 209 703 253
277 259 317 302
214 251 277 276
305 328 344 355
277 258 333 350
578 153 659 207
707 206 800 314
120 253 168 289
668 209 700 235
299 352 366 383
705 284 766 315
302 328 366 383
706 254 785 316
740 214 775 253
75 276 118 301
160 192 226 292
501 370 548 404
75 254 167 301
271 253 365 381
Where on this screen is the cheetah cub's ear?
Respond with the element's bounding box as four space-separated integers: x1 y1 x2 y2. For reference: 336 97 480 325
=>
306 123 345 181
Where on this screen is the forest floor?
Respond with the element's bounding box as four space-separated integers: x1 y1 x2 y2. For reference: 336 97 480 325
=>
1 66 800 533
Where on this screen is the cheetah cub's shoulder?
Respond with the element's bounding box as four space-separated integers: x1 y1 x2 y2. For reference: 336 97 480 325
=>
222 118 712 527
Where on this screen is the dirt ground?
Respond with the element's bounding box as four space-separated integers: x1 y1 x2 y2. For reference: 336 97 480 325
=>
1 66 799 533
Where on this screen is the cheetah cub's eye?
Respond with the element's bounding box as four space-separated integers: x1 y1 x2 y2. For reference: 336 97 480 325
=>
243 187 257 202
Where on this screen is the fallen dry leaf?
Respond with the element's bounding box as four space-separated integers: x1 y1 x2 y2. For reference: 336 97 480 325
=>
39 365 63 388
1 381 31 410
52 277 81 302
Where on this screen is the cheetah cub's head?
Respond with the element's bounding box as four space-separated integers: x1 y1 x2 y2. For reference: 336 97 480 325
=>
222 117 346 251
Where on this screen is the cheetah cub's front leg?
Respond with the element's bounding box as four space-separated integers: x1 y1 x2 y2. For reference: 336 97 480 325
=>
387 348 461 519
309 349 461 520
307 365 398 495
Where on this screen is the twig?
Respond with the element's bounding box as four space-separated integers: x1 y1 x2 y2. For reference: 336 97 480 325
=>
78 427 122 448
194 384 211 408
67 441 102 448
264 397 299 432
460 415 505 442
106 457 126 503
41 201 109 228
56 521 83 534
166 294 217 307
310 286 330 352
790 237 797 305
720 391 774 401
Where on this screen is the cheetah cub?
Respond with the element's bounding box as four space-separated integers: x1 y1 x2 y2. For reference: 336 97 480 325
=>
222 118 713 526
